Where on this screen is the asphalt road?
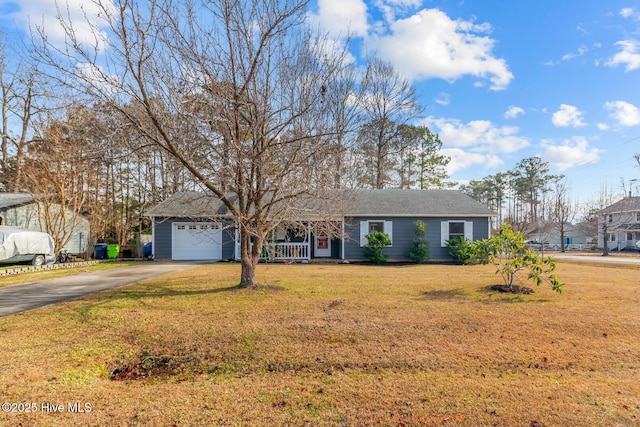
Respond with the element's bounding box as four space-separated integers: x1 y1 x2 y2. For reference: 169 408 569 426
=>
0 261 202 317
553 253 640 264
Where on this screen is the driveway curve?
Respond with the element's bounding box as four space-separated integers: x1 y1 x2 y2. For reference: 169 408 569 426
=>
0 261 202 317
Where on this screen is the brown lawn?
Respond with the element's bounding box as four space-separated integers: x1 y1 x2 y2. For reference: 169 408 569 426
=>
0 262 638 426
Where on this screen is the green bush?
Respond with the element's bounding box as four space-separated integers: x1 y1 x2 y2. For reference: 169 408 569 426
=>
408 220 430 264
445 237 474 265
474 223 563 293
364 231 392 264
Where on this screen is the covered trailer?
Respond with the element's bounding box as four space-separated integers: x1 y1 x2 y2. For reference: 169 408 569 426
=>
0 226 56 266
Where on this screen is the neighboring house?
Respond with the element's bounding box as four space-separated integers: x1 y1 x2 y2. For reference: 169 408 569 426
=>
597 196 640 251
145 189 495 262
0 193 90 255
524 222 592 248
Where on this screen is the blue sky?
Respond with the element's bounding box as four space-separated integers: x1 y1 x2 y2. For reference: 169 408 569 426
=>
2 0 640 202
309 0 640 201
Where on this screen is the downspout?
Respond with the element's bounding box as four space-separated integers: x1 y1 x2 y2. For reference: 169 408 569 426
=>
151 217 156 258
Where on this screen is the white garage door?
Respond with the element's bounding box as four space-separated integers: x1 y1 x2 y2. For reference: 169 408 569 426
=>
172 223 223 260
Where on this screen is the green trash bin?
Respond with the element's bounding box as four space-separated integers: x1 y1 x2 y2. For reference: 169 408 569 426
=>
107 244 120 259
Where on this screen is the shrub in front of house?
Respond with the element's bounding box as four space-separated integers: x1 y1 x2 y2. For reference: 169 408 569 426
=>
445 236 475 265
364 231 392 264
408 220 430 264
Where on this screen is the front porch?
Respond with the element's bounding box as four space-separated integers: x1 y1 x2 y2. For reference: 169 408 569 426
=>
613 228 640 251
234 220 344 261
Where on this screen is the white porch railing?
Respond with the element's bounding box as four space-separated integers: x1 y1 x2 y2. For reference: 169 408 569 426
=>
262 242 310 260
235 241 310 260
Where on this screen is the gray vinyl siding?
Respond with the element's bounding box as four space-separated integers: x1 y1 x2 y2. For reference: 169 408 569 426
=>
152 217 236 260
344 217 490 261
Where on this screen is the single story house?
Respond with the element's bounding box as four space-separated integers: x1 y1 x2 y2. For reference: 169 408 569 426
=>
597 195 640 251
523 221 592 249
0 193 90 255
145 189 495 262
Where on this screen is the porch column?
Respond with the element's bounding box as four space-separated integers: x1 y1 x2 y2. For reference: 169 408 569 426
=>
307 222 311 260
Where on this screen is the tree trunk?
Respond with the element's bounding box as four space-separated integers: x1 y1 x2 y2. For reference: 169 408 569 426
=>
238 230 261 288
239 255 256 288
602 224 609 256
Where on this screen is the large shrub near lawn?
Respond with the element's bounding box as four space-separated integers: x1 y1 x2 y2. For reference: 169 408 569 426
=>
408 220 430 264
446 236 475 265
364 231 392 264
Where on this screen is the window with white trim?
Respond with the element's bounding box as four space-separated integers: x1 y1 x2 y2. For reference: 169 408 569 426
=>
636 212 640 222
359 220 393 247
440 220 474 247
609 233 616 242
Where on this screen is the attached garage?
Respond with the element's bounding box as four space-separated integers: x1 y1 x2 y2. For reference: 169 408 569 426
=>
171 222 222 260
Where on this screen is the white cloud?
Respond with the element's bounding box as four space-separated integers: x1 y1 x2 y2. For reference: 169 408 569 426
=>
552 104 587 128
422 116 529 154
561 46 587 61
605 100 640 126
440 148 503 175
419 116 528 175
312 0 368 38
504 106 524 119
373 0 421 23
434 92 450 105
606 40 640 71
539 137 603 171
370 9 513 90
597 122 609 131
6 0 114 51
620 8 636 19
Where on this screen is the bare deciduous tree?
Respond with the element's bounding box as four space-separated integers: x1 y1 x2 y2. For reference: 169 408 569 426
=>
549 176 576 253
35 0 351 287
357 58 422 189
0 40 48 192
21 107 99 252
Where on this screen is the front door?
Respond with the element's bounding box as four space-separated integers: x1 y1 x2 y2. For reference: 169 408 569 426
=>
314 233 331 257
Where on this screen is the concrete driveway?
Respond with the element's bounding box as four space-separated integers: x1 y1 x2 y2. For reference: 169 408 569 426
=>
0 261 202 317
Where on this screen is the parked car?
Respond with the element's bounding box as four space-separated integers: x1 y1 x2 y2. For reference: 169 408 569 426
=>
0 226 56 266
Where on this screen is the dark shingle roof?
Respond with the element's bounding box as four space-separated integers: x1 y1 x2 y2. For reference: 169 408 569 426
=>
144 192 233 217
345 189 494 217
145 189 494 218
